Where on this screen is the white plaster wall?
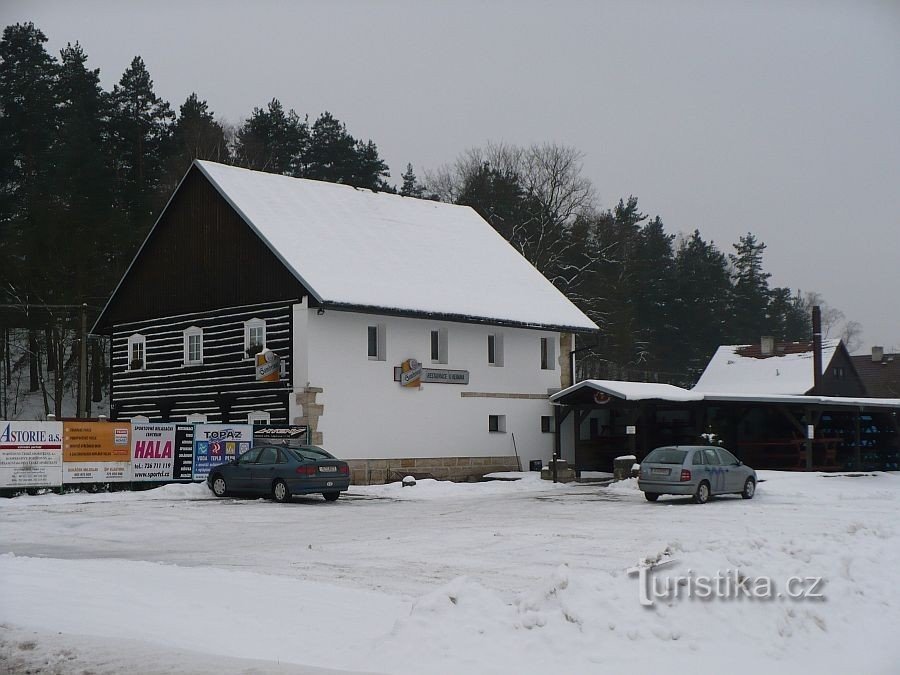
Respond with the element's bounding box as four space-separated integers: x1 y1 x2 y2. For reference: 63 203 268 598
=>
291 308 562 466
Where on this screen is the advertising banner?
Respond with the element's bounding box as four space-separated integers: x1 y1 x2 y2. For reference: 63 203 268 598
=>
0 421 63 488
192 424 252 480
174 424 195 480
131 423 176 481
252 424 309 447
63 421 132 483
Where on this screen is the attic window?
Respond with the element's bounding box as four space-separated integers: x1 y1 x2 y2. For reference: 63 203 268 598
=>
833 366 845 379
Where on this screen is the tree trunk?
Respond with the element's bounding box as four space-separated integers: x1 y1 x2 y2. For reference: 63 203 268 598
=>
37 347 50 417
29 329 39 392
46 327 56 372
53 326 65 419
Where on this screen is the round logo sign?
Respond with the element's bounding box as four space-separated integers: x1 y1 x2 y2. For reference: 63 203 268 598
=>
593 390 612 405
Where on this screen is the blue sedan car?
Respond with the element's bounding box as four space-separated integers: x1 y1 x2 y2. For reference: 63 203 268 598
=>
207 445 351 503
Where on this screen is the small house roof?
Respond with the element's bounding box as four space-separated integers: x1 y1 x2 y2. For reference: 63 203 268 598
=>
192 161 597 331
692 339 842 395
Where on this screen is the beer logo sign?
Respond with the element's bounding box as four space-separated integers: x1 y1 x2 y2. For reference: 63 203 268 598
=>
255 349 281 382
400 358 422 388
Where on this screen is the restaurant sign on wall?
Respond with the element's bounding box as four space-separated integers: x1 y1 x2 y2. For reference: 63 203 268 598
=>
394 358 469 387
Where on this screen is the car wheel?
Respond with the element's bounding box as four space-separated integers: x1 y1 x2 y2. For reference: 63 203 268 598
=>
322 492 340 502
644 492 660 502
741 478 756 499
211 475 228 498
272 480 291 503
693 481 711 504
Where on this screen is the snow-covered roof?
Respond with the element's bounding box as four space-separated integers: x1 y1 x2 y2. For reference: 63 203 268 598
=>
550 380 705 402
692 339 842 395
549 379 900 410
193 161 597 331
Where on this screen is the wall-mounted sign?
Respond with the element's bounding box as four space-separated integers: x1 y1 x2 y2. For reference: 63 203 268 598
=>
192 423 253 479
394 363 469 386
256 349 281 382
0 421 63 488
132 423 176 481
593 391 612 405
252 424 310 447
63 422 132 483
399 358 422 387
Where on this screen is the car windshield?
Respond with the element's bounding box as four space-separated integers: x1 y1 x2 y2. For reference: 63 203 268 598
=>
644 448 688 465
288 446 335 462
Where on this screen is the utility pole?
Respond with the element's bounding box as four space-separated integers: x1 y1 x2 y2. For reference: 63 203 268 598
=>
79 303 88 419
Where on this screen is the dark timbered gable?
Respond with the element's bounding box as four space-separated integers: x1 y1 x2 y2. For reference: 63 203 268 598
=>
96 165 310 423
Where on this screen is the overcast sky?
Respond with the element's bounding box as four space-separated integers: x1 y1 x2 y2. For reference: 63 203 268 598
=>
6 0 899 352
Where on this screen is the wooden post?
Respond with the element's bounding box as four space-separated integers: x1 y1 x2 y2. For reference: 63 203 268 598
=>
78 303 88 419
553 405 562 483
805 407 813 470
855 409 862 469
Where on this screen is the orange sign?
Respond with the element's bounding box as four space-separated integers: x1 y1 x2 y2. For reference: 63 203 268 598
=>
63 422 131 462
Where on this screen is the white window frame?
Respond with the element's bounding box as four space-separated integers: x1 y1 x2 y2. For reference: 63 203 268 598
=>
430 327 448 364
540 336 556 370
183 326 203 366
127 333 146 371
367 323 386 361
488 332 504 367
248 410 271 425
244 318 266 360
488 414 507 433
186 413 208 423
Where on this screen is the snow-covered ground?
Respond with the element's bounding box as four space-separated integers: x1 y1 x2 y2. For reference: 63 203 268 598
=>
2 471 899 674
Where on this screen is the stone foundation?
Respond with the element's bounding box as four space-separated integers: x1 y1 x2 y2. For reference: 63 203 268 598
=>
346 456 521 485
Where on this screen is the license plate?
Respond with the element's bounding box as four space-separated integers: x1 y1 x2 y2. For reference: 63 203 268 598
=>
319 465 337 473
651 467 670 475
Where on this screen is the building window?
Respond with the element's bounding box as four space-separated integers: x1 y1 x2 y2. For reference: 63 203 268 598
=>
184 327 203 365
248 411 271 425
368 324 386 361
186 413 208 423
488 414 507 433
487 333 504 366
244 318 266 358
541 416 554 433
833 366 845 379
540 337 556 370
127 334 146 371
430 328 448 364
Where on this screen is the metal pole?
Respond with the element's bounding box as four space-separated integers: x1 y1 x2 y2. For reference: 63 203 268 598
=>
79 303 88 418
552 405 562 483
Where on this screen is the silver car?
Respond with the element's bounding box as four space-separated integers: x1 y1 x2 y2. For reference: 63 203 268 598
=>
637 445 757 504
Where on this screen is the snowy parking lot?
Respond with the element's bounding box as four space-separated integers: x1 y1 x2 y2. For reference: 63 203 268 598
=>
2 471 899 674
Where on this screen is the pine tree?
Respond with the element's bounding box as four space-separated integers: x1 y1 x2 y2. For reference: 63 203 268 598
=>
670 230 733 379
728 233 771 343
0 23 59 299
233 98 307 175
168 93 229 177
108 56 175 251
51 42 116 302
303 112 390 189
400 163 425 198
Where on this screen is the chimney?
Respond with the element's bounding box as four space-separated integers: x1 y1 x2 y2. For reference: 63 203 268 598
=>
812 306 823 394
760 336 775 356
872 346 884 363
